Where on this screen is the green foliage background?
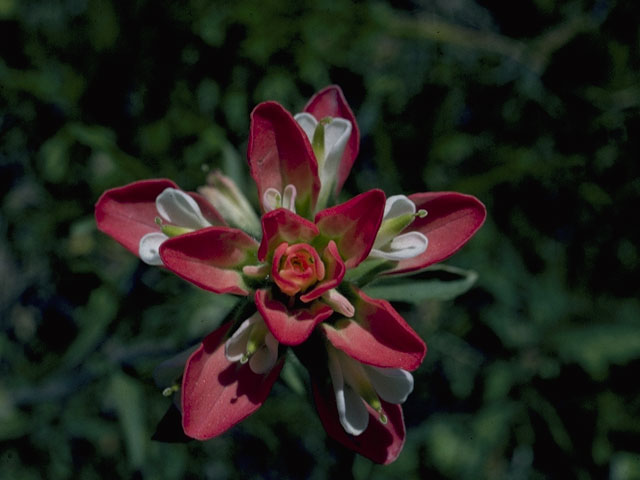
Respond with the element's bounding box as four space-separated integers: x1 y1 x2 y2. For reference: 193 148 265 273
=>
2 0 640 478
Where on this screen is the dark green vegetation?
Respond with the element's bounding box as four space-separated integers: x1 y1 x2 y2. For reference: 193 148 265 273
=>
2 0 639 478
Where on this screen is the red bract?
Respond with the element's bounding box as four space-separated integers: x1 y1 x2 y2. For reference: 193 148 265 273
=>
181 322 284 440
248 101 320 217
159 227 259 296
321 289 426 371
315 190 387 269
255 289 334 346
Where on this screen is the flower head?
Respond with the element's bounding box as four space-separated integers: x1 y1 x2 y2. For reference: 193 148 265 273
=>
94 85 486 464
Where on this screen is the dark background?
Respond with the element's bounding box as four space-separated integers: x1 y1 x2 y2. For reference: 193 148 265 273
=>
2 0 639 478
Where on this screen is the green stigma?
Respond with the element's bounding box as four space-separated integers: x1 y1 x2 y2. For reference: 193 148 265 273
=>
155 216 194 237
312 120 327 165
241 321 268 364
161 224 194 237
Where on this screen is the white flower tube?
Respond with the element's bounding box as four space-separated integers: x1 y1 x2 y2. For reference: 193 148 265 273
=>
327 346 369 435
225 313 278 375
263 184 297 213
327 345 414 436
369 232 428 260
138 232 168 266
137 188 212 265
156 188 211 229
198 171 261 236
363 365 414 404
295 112 352 211
369 195 428 261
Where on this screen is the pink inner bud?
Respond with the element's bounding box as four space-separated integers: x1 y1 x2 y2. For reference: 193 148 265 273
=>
272 242 326 296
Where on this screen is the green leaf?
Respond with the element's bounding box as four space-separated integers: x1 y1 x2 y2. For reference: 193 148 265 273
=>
38 134 71 183
280 350 307 396
549 322 640 380
109 372 147 471
343 257 396 286
609 452 640 480
61 287 118 369
523 388 572 452
0 389 30 441
67 123 149 178
362 265 478 303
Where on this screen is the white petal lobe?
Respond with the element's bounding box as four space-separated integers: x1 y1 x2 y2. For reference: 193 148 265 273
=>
328 347 370 436
224 316 256 362
294 112 317 140
156 188 210 229
365 366 414 404
139 232 167 265
384 195 416 219
317 118 351 208
281 184 297 213
249 332 278 374
322 118 351 175
369 231 428 260
341 385 369 435
262 188 282 212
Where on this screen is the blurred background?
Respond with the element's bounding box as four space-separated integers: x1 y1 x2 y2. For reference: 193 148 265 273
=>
2 0 639 478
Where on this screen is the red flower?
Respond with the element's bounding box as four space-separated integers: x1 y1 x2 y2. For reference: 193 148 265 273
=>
94 85 486 464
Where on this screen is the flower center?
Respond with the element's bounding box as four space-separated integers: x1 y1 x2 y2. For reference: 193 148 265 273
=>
272 242 325 296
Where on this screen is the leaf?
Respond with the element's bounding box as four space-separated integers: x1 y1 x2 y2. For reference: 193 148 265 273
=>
362 264 478 303
61 287 117 369
549 322 640 379
38 133 71 183
0 388 30 441
67 123 149 178
109 372 147 470
280 350 307 396
522 388 572 452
